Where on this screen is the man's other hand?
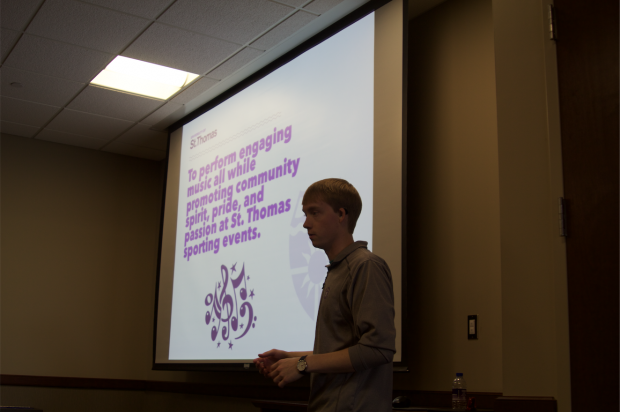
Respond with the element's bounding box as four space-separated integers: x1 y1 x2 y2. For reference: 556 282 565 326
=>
253 349 288 377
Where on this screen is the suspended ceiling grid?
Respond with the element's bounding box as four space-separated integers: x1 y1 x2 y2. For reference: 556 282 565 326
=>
0 0 361 160
0 0 442 161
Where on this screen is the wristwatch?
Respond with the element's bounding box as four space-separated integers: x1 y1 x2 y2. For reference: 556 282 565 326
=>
297 355 308 374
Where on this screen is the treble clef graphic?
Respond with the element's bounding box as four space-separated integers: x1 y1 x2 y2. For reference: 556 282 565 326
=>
218 265 235 341
229 264 242 332
204 262 256 346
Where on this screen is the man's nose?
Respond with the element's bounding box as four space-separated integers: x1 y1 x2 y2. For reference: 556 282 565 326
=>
303 218 310 229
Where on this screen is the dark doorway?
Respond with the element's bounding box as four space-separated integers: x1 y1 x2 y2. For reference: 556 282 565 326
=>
554 1 619 411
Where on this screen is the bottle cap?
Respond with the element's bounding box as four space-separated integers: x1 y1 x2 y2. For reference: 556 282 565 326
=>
456 373 463 376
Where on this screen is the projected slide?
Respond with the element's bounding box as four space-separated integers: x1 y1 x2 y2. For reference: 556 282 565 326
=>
169 14 374 361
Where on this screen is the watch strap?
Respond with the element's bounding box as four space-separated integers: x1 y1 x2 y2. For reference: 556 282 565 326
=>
298 355 308 374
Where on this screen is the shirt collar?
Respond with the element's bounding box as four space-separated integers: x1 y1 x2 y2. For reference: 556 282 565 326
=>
326 241 368 268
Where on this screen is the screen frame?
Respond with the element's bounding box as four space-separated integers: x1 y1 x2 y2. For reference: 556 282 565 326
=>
152 0 408 372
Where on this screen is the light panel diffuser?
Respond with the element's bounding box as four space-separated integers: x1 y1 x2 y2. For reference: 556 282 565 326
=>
91 56 199 100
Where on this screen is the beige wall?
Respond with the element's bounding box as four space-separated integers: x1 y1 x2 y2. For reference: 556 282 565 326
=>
0 134 257 410
400 0 503 393
401 0 570 409
493 0 570 409
1 134 164 381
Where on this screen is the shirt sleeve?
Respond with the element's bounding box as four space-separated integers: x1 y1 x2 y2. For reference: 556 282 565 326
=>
346 258 396 372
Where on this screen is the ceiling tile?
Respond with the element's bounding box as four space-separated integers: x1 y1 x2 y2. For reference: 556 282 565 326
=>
251 10 316 50
115 123 168 150
1 29 21 61
4 34 114 82
102 140 166 161
1 120 40 138
68 86 164 122
122 23 240 74
141 101 184 125
0 0 43 31
36 128 108 149
207 47 264 80
170 77 219 104
158 0 293 45
0 66 85 106
275 0 310 6
303 0 345 14
1 96 61 126
46 109 133 140
81 0 175 19
27 0 151 54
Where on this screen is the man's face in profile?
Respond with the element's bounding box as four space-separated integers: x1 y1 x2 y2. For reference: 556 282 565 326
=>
302 199 343 251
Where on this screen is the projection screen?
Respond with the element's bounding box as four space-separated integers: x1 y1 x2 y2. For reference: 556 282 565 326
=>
155 0 404 368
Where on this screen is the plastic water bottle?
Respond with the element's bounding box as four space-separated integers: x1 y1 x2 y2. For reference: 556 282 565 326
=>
451 373 467 410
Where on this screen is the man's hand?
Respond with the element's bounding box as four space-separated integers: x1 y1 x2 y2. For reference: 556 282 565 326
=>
253 349 288 377
254 348 354 385
268 356 304 388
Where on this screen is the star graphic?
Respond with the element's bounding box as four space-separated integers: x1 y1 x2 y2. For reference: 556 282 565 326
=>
240 323 244 329
231 262 237 273
228 341 233 349
250 289 255 299
218 281 221 289
217 341 221 348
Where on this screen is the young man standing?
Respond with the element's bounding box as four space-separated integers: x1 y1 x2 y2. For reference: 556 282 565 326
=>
253 178 396 412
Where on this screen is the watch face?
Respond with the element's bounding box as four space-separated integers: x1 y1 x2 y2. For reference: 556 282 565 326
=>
297 359 307 372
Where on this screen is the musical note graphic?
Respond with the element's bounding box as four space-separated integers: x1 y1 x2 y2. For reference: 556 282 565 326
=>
204 262 257 348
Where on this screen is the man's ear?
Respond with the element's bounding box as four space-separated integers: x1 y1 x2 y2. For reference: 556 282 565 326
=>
338 208 347 223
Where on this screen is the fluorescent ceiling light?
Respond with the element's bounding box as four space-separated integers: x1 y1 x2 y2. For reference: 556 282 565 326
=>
91 56 199 100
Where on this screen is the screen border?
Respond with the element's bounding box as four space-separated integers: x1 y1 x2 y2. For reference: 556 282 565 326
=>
152 0 408 372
